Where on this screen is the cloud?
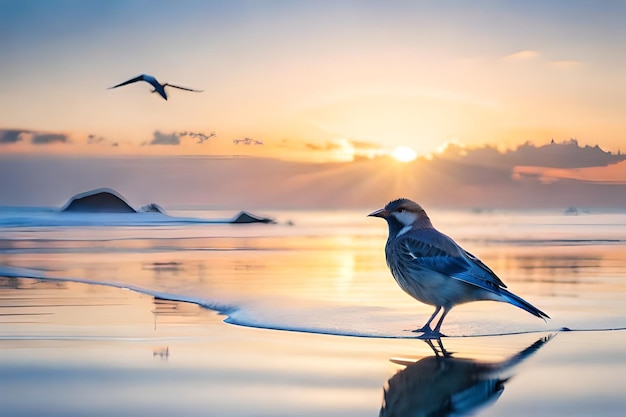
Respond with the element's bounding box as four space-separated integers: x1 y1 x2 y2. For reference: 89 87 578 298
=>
300 138 390 161
149 131 180 146
1 129 72 146
87 134 105 144
0 129 27 144
303 139 386 161
503 51 582 70
2 146 626 210
179 131 216 144
31 133 69 144
504 50 540 61
305 141 342 151
513 161 626 185
434 138 626 169
87 134 120 147
306 139 383 152
350 139 384 151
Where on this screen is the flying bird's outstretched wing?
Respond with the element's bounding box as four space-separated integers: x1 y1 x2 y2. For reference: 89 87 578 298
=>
163 83 203 93
108 75 149 89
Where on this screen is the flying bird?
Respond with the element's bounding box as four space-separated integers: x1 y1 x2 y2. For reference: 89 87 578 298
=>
108 74 203 100
369 198 549 338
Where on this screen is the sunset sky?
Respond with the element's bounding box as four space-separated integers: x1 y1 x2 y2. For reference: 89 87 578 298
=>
1 1 625 163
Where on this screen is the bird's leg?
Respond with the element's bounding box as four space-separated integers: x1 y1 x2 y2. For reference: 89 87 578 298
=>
423 338 453 357
423 338 441 356
435 338 453 357
412 306 441 334
431 307 451 338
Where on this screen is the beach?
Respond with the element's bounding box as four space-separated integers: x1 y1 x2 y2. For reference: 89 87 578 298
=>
1 208 625 416
3 2 626 415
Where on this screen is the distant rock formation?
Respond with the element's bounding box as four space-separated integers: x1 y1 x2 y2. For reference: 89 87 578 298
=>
59 188 275 223
138 203 166 214
564 206 590 216
230 211 275 224
60 188 136 213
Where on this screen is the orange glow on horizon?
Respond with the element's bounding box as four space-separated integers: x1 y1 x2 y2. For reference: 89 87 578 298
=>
513 161 626 184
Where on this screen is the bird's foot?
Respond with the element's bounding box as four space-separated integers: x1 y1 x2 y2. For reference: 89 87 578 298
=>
411 326 446 339
411 325 431 333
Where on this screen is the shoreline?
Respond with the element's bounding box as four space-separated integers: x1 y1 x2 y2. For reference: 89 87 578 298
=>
2 276 625 416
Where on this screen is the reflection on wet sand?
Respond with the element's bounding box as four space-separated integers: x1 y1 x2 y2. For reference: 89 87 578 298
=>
0 276 66 290
379 335 554 416
151 296 209 330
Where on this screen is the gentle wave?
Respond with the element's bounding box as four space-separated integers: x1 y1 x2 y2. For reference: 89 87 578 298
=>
0 213 242 228
2 265 620 339
0 266 236 315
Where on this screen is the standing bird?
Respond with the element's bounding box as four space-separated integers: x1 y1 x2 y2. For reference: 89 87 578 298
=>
369 198 549 338
108 74 203 100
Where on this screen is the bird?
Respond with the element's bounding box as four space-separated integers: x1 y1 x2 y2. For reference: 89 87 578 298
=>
108 74 203 100
368 198 549 338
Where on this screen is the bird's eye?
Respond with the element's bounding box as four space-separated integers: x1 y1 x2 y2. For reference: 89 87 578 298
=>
397 208 405 213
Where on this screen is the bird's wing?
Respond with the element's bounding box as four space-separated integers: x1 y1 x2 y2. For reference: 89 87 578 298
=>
464 249 507 288
399 231 506 292
108 75 147 89
163 83 203 92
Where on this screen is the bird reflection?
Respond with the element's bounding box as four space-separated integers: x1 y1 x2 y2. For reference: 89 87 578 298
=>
379 335 554 417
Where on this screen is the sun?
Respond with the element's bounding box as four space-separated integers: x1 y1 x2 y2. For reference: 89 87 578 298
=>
390 146 418 163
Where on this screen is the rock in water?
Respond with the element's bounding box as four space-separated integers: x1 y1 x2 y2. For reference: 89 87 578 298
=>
61 188 137 213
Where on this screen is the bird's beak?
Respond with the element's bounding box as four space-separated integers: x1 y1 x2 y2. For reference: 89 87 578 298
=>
368 208 387 218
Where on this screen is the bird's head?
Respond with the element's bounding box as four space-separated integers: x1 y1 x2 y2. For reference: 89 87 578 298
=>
368 198 431 235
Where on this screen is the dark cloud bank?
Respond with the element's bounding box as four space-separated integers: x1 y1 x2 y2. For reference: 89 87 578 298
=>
0 129 70 145
0 129 24 143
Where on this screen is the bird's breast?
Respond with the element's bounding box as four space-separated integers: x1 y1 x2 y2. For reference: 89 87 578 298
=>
384 240 438 303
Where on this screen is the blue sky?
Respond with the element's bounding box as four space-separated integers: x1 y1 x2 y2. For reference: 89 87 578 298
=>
1 1 625 160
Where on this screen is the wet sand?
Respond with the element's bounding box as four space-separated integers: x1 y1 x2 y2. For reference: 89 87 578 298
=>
1 277 625 417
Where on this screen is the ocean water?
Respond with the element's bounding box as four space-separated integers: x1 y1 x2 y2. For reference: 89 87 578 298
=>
2 206 626 416
1 206 625 338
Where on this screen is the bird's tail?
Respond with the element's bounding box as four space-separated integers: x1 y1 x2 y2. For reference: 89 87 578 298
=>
500 289 550 320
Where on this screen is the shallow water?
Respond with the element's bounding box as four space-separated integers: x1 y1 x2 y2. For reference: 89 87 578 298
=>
1 208 625 337
1 208 626 415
